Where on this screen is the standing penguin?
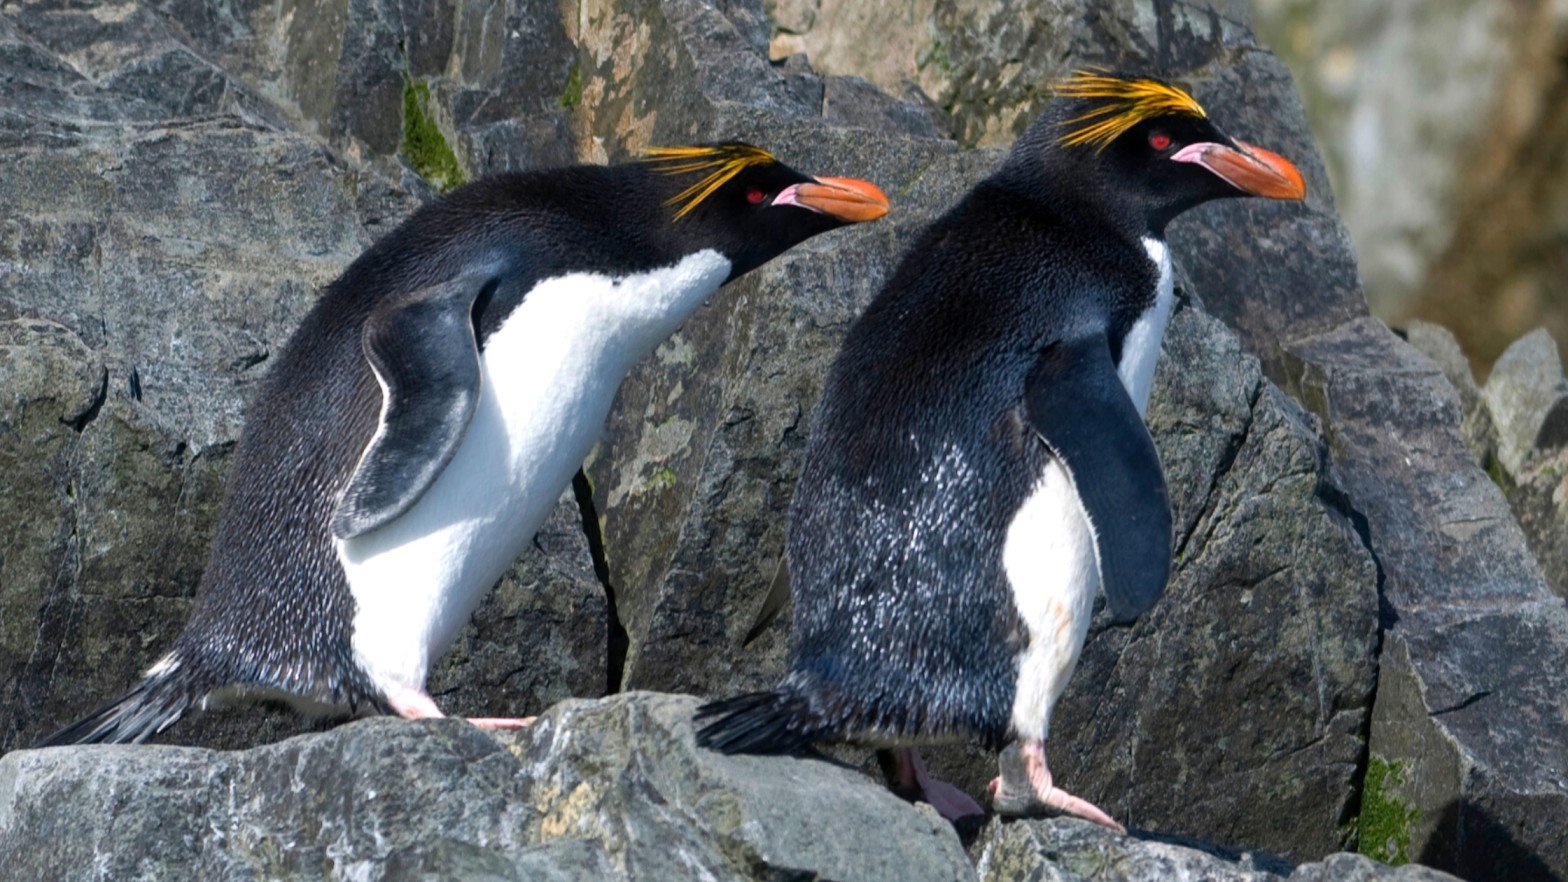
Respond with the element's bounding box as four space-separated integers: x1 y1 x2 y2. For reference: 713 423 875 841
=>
697 74 1304 827
43 143 888 745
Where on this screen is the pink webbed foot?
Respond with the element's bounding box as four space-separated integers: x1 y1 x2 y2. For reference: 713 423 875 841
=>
886 747 986 821
988 740 1125 834
463 716 537 730
387 688 535 731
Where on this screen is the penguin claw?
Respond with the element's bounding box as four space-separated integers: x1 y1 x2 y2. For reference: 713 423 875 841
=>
387 688 533 731
889 747 986 821
988 740 1126 834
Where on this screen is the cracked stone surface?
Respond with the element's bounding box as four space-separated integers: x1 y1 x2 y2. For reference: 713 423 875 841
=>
0 693 973 882
974 817 1463 882
0 692 1465 882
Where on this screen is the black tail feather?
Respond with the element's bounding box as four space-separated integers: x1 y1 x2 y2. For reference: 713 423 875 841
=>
695 690 828 755
37 657 203 747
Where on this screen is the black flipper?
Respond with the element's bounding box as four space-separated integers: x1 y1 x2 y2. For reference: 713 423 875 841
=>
1024 332 1172 623
742 560 790 646
332 274 493 540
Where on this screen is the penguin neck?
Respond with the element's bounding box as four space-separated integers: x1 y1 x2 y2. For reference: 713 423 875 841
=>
1115 237 1176 416
995 150 1155 248
593 249 734 370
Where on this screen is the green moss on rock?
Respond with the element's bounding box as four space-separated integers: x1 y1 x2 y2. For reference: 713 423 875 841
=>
1358 756 1421 865
559 62 583 109
1485 453 1511 490
401 77 465 192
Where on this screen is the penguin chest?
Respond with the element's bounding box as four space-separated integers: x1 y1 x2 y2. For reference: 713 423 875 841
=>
1116 237 1176 416
1004 237 1174 740
336 250 731 693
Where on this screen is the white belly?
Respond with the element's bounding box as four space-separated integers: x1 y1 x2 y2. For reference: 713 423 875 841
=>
1006 236 1173 740
336 250 731 694
1005 460 1099 741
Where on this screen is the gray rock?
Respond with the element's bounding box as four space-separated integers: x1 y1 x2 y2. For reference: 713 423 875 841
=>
524 692 972 881
973 817 1463 882
1402 320 1496 465
1284 319 1568 879
1484 329 1568 475
0 692 974 882
1418 324 1568 603
821 73 949 139
142 0 580 176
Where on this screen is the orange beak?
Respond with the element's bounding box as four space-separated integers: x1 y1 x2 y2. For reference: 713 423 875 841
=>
1171 140 1306 201
773 176 890 222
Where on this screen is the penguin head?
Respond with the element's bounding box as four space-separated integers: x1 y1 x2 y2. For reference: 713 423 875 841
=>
1010 72 1305 236
642 143 889 278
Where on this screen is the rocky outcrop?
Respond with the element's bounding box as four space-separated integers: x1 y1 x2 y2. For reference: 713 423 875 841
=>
976 816 1463 882
1406 323 1568 604
3 0 1566 880
0 692 1463 882
0 693 973 882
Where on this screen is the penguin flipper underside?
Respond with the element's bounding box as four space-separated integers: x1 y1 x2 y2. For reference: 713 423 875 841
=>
332 272 493 540
1024 332 1173 623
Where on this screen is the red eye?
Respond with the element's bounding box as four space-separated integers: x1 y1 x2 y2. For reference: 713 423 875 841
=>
1149 132 1173 152
746 188 766 204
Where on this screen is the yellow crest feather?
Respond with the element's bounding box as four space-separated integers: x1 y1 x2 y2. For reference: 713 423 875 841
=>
1054 71 1207 151
641 144 778 219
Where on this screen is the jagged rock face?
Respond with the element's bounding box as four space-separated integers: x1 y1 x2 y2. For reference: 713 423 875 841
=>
0 691 1466 882
0 693 974 882
2 0 1566 880
975 816 1463 882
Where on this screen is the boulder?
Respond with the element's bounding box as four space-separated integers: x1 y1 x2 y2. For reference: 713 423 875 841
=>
1406 324 1568 604
1401 321 1497 464
974 817 1463 882
1283 320 1568 879
1482 330 1568 478
0 692 974 882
